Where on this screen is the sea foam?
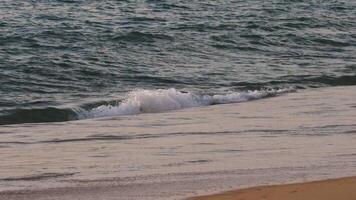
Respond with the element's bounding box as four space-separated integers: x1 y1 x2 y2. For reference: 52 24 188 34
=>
79 88 293 119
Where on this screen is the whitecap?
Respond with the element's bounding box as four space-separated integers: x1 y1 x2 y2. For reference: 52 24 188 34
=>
79 88 294 119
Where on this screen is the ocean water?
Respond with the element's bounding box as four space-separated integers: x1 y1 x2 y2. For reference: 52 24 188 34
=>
1 0 356 124
1 2 356 199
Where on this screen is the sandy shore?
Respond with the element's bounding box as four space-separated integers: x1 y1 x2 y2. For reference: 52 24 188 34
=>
190 176 356 200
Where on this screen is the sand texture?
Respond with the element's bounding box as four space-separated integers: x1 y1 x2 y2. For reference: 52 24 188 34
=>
190 176 356 200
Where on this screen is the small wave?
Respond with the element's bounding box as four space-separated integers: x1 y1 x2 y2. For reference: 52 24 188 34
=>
1 172 77 181
0 88 294 125
112 31 174 43
0 107 78 125
80 88 293 119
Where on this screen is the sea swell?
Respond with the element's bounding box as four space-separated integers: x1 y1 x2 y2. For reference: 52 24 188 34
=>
0 88 293 125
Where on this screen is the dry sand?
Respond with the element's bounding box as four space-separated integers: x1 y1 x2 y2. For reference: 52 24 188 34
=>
190 176 356 200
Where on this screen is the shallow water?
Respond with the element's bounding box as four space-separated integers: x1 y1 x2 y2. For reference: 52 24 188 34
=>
1 0 356 124
0 86 355 200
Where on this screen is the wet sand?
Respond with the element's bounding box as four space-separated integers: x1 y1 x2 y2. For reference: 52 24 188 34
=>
0 86 356 199
190 176 356 200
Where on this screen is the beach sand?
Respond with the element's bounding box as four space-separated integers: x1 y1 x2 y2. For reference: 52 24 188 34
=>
190 176 356 200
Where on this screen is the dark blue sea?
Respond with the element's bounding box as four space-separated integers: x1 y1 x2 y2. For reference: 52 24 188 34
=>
1 0 356 125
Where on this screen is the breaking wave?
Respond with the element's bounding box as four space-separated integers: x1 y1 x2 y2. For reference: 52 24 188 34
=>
0 88 294 125
80 88 294 119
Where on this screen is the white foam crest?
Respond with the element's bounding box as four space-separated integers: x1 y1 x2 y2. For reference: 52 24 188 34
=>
80 88 293 119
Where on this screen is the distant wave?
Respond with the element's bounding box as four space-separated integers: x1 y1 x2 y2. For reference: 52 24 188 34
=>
112 31 174 43
79 88 294 119
0 88 294 125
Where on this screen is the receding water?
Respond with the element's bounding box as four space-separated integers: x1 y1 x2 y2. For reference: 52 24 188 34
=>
1 0 356 124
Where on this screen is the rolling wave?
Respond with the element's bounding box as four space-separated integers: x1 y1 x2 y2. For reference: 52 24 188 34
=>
81 88 293 118
0 88 294 125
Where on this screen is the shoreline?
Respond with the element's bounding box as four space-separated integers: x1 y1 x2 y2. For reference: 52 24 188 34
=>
189 176 356 200
0 86 355 199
